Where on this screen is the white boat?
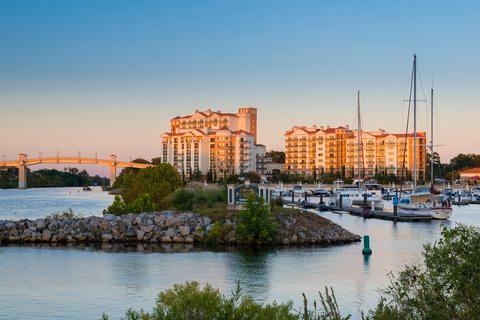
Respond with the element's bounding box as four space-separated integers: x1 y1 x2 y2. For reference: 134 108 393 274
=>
399 189 452 220
291 185 306 196
332 185 384 210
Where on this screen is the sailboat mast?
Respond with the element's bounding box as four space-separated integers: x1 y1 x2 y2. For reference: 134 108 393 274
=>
357 90 362 180
413 54 417 190
430 88 434 186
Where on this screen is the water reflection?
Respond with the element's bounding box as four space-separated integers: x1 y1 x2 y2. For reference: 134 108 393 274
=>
1 189 480 320
226 247 272 301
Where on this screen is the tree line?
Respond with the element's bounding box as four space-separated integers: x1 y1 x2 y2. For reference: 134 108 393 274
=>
0 167 109 189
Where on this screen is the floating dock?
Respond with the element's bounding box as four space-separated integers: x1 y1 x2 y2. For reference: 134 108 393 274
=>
285 199 433 222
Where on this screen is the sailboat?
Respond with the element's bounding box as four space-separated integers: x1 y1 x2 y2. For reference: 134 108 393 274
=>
398 55 452 220
332 91 384 210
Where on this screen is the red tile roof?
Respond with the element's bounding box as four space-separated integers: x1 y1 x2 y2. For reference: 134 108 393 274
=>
460 167 480 174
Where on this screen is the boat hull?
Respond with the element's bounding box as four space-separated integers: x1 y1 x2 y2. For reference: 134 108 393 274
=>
430 207 453 220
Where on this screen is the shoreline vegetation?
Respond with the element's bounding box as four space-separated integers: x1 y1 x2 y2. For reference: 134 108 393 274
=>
98 225 480 320
0 167 109 189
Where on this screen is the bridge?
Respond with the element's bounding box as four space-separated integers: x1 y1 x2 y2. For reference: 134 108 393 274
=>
0 153 150 189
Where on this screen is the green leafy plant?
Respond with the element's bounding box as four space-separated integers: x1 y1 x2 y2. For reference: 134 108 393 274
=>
125 193 156 213
106 164 182 214
102 281 299 320
206 221 224 243
46 208 83 220
171 189 195 211
105 195 126 215
236 192 277 244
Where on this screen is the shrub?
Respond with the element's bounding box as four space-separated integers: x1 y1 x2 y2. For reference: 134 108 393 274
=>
366 225 480 320
236 192 277 244
172 189 195 211
270 197 284 208
46 208 83 220
168 187 227 212
102 281 299 320
121 164 182 207
125 193 156 213
107 164 182 213
105 195 126 215
206 221 224 243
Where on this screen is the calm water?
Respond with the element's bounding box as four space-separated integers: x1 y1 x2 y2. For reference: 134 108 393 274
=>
0 187 114 220
1 188 479 319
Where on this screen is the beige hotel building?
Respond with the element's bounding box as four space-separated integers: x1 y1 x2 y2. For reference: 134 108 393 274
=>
161 107 265 178
285 125 426 179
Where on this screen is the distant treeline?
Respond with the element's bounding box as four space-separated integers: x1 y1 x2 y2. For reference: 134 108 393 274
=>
0 167 109 189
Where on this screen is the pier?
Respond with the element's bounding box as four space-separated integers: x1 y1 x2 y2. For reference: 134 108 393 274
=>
284 195 433 222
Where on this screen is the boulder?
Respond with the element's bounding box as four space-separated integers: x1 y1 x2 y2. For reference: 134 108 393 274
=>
102 233 113 241
42 229 52 242
136 230 145 241
291 234 298 243
154 215 166 224
161 236 172 243
35 219 46 230
165 217 179 227
172 236 184 243
179 225 190 236
165 228 176 238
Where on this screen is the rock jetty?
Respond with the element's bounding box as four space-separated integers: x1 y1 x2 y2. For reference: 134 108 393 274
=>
0 210 360 246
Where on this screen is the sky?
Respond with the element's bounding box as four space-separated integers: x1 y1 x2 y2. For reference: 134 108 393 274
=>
1 0 479 176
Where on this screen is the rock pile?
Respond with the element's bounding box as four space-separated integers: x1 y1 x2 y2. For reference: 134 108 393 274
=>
0 212 211 244
0 210 360 246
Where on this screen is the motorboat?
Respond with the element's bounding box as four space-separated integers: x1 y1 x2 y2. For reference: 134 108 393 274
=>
313 188 330 197
291 185 307 196
332 185 384 210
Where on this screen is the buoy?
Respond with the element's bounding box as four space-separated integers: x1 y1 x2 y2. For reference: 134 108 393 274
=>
362 235 372 255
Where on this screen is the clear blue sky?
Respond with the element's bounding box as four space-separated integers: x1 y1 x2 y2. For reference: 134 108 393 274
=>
1 0 479 175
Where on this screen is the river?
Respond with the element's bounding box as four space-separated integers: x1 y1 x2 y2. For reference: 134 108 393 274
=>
1 187 479 319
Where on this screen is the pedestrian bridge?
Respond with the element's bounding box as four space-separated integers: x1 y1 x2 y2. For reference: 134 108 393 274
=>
0 154 150 188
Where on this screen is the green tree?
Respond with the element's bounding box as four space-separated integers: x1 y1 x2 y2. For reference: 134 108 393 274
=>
106 195 126 215
125 193 156 213
367 225 480 320
236 192 277 244
150 157 162 165
120 163 182 209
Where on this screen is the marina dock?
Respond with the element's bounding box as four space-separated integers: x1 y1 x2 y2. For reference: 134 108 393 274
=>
285 197 433 222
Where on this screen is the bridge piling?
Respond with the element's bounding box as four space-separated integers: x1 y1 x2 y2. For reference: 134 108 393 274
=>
109 154 117 188
18 153 27 189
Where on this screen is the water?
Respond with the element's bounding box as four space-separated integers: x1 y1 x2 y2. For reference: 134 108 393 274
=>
0 187 114 220
0 188 479 319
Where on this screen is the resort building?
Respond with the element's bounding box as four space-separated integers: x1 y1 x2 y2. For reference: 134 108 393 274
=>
285 125 426 179
161 107 263 179
459 168 480 184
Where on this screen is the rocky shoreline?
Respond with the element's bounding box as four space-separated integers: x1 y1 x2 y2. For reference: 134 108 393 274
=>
0 210 361 246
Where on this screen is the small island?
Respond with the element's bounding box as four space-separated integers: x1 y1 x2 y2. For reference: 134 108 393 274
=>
0 164 360 247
